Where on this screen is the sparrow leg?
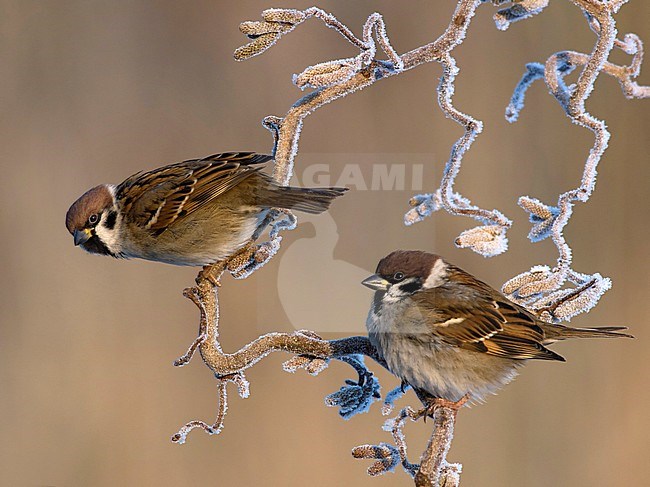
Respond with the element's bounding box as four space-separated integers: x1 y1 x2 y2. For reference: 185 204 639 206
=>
424 394 470 419
412 388 470 421
195 243 259 286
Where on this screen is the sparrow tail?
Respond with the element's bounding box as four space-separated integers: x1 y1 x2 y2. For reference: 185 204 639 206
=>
265 186 349 214
543 325 633 342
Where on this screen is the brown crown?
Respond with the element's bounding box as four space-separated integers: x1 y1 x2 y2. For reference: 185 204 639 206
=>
65 185 113 233
376 250 441 280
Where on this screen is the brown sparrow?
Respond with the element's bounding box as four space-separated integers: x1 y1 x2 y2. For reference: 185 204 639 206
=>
362 250 631 406
65 152 347 266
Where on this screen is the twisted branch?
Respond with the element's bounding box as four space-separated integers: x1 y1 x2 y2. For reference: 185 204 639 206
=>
503 1 648 321
238 2 512 256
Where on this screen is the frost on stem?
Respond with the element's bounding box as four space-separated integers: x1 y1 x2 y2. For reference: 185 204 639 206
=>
239 2 514 257
353 404 462 485
502 1 648 322
171 374 246 444
382 382 411 416
170 2 647 486
488 0 550 31
405 52 513 257
324 355 382 420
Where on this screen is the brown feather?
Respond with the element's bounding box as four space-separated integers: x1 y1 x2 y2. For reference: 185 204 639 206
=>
115 152 272 233
411 266 566 362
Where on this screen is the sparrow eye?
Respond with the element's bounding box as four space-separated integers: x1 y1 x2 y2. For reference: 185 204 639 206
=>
88 214 99 225
393 272 405 281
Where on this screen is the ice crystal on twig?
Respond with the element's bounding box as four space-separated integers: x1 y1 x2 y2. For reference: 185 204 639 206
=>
518 196 560 243
455 224 509 257
382 382 411 416
171 372 249 444
355 403 461 483
404 190 472 225
381 407 425 478
282 355 329 376
404 48 513 256
238 3 513 257
325 355 381 419
506 62 574 122
490 0 550 31
502 1 648 320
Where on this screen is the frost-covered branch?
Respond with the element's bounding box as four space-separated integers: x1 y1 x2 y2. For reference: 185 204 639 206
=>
502 0 648 321
172 262 387 442
237 1 512 256
353 402 463 486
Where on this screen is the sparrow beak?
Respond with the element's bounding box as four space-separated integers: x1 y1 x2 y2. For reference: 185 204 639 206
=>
362 274 390 291
73 228 92 246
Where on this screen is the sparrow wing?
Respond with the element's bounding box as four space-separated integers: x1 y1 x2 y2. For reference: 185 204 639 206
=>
116 152 273 233
412 274 564 361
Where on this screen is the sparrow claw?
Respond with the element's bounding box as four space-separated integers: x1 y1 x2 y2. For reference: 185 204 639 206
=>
423 394 470 420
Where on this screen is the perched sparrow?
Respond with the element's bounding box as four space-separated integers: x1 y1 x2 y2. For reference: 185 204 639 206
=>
65 152 347 266
362 250 631 406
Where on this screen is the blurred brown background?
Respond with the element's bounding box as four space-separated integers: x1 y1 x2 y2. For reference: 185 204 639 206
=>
1 1 648 486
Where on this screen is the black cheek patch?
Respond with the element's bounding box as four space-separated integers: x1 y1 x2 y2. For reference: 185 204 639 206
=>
82 235 115 257
104 210 117 230
397 280 422 295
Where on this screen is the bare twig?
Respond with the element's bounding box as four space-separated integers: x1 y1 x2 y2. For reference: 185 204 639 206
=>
353 403 462 485
386 406 424 478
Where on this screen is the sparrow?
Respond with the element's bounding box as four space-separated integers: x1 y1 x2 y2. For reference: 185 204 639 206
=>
65 152 347 266
362 250 631 407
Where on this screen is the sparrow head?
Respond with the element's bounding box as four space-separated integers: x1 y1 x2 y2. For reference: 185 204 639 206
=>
65 184 121 256
362 250 448 298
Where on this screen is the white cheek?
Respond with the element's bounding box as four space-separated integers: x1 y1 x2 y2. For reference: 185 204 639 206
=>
423 259 447 288
95 211 122 252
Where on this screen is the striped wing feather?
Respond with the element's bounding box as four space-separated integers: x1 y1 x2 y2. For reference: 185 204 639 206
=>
411 269 564 361
116 152 272 233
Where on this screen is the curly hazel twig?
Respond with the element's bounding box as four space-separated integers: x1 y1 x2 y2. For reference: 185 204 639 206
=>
171 2 647 486
172 265 387 440
502 0 648 321
237 2 511 257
